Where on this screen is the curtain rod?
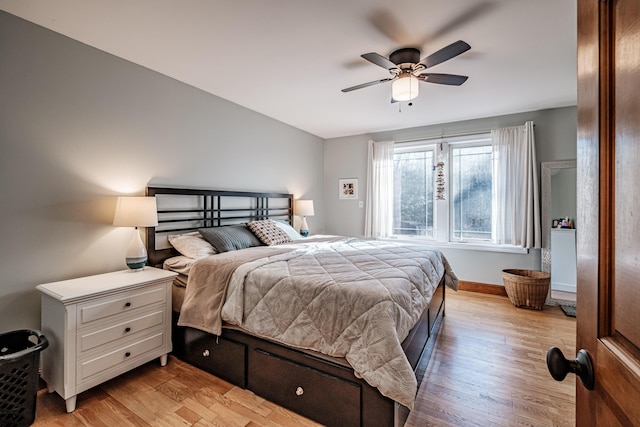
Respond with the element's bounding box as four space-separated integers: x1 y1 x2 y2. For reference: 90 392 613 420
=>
392 123 535 145
393 129 492 145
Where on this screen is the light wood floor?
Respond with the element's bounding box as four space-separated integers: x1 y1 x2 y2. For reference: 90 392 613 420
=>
32 290 576 426
406 291 576 426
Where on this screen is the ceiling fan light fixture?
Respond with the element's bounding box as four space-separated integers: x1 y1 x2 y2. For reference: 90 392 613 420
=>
392 75 419 101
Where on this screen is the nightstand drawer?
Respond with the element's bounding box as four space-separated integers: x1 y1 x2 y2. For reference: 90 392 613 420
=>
78 310 165 354
77 285 165 325
77 331 165 381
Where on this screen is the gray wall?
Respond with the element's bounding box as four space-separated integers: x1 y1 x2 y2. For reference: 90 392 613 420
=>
0 12 324 332
324 106 577 285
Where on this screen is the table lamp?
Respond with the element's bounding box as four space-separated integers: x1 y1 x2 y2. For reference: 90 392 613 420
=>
113 196 158 270
295 199 314 237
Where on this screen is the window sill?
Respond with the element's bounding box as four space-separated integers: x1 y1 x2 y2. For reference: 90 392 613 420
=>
381 237 531 254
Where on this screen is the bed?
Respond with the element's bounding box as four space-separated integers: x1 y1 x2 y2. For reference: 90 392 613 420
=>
145 186 457 427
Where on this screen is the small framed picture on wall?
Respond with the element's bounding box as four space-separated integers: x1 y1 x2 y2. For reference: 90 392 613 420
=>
339 178 358 200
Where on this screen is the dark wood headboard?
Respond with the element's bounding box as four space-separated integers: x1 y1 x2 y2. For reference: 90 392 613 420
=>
145 186 293 267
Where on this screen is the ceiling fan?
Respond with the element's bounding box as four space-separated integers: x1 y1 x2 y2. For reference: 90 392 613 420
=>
341 40 471 102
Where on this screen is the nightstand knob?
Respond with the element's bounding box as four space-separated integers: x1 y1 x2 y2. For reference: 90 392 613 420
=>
203 350 210 357
124 327 131 333
125 302 131 308
295 386 304 396
125 352 131 357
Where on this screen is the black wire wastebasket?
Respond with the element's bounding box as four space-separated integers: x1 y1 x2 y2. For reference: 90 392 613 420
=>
0 329 49 427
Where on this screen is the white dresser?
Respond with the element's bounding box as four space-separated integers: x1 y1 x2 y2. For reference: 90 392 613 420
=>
37 267 177 412
550 228 577 294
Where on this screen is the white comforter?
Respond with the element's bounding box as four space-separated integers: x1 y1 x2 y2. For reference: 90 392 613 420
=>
218 237 458 409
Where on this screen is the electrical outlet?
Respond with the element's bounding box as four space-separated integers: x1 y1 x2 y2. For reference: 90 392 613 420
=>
359 201 363 208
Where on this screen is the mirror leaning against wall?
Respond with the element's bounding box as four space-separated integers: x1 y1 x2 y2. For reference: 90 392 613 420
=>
541 160 577 307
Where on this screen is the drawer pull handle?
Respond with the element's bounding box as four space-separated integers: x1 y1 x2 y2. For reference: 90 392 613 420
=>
203 350 210 357
125 352 131 358
295 387 304 396
124 327 131 333
125 302 131 308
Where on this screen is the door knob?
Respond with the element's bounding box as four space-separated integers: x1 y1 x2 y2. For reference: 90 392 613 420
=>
546 347 595 390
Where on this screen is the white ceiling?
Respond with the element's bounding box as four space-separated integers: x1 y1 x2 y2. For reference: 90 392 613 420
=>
0 0 577 139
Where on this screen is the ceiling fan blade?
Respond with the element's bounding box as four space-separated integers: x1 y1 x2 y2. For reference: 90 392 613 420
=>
419 40 471 69
423 2 497 43
367 9 413 45
341 78 394 93
361 52 398 70
419 73 469 86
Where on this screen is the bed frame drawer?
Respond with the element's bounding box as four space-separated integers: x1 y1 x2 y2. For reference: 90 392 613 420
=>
429 280 445 334
179 327 247 387
250 348 361 427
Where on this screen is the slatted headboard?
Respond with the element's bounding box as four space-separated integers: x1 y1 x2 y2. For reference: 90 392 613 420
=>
145 186 293 267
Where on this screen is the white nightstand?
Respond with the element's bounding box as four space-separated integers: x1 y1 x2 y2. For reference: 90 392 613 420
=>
36 267 177 412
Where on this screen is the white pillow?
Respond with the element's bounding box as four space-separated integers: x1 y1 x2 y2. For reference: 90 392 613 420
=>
168 232 217 259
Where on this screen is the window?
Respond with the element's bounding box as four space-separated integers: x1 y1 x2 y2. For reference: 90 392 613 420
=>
392 134 493 243
393 148 434 237
450 144 493 241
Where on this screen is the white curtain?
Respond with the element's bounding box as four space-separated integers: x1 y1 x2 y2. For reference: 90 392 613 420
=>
492 121 541 248
364 140 394 238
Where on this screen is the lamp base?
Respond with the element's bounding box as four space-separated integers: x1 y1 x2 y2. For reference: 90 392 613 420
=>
126 257 147 271
125 227 148 271
300 216 309 237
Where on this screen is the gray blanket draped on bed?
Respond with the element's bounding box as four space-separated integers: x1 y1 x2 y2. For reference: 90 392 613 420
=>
179 237 458 409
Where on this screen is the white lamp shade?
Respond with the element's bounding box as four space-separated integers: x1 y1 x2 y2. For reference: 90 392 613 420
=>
113 196 158 227
295 200 314 217
392 75 419 101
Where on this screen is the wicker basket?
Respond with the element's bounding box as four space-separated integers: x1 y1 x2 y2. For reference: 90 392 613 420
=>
502 269 550 310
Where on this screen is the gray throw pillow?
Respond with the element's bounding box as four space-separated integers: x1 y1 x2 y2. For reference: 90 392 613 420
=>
198 225 264 253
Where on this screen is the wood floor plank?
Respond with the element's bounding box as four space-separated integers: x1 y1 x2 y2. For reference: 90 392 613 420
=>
180 396 225 425
32 290 575 426
175 405 202 425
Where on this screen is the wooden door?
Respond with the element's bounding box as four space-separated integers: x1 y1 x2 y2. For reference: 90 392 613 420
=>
574 0 640 425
